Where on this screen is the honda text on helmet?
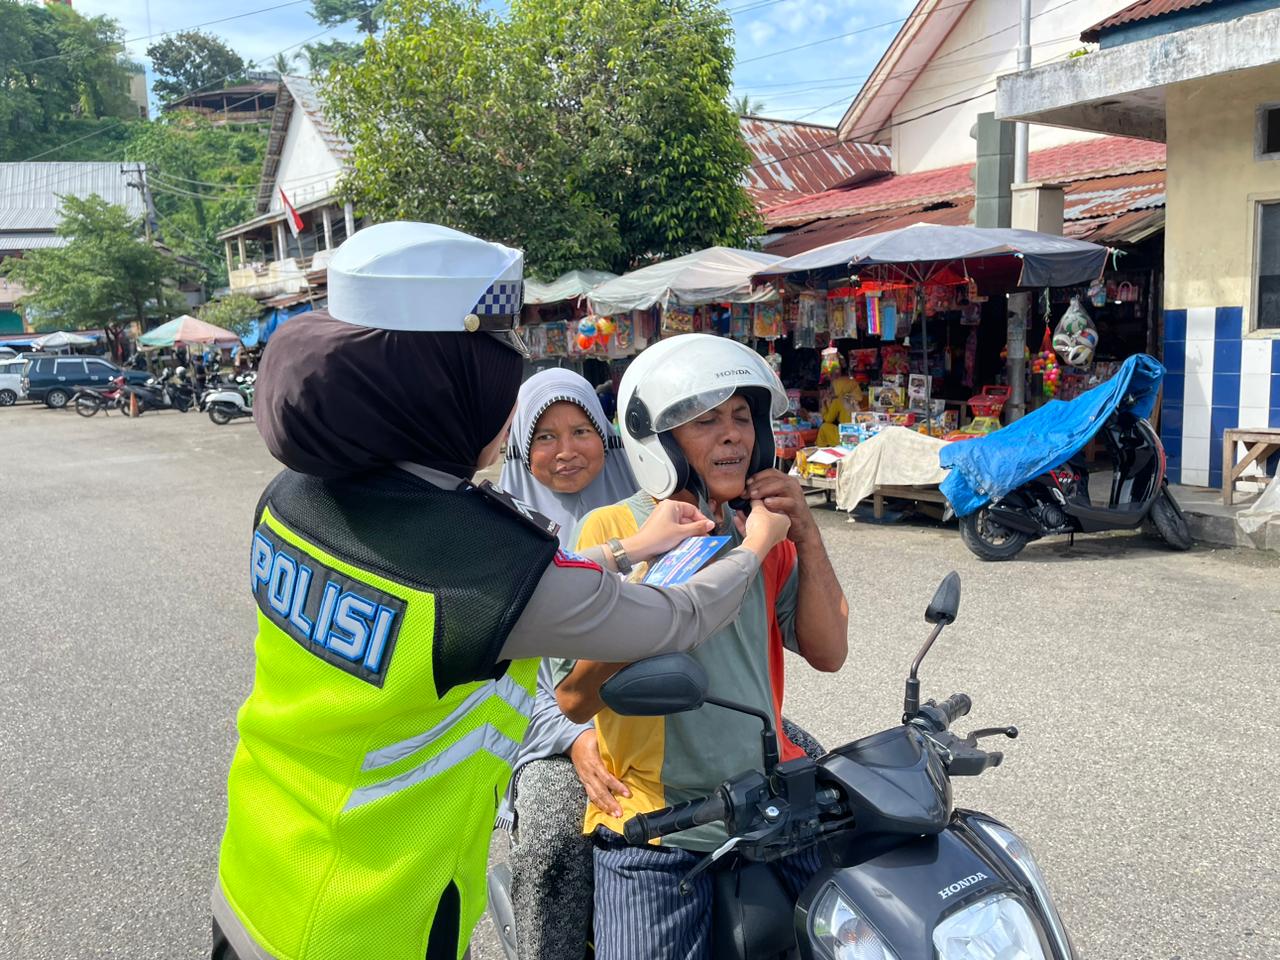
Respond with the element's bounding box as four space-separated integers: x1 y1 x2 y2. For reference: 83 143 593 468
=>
619 333 788 501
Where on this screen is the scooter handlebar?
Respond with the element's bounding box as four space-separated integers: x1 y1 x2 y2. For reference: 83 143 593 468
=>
623 792 728 845
936 693 972 726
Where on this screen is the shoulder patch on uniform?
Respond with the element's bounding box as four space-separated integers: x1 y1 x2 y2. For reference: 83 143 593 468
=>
251 523 407 687
553 548 601 571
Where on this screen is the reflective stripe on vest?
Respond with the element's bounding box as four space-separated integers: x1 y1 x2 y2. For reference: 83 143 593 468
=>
345 675 534 811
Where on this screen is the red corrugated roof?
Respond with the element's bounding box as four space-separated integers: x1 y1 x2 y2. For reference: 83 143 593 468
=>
1080 0 1217 42
762 136 1166 227
739 117 891 210
762 167 1166 258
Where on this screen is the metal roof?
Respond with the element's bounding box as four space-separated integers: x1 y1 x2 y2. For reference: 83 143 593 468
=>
762 136 1167 227
255 75 351 214
1081 0 1219 41
739 117 891 209
762 167 1166 259
0 232 68 250
0 163 145 233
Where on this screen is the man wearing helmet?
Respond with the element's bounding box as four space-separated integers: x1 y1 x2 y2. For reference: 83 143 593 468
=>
552 333 849 960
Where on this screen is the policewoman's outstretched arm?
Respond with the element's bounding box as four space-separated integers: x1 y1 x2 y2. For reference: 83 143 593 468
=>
499 498 790 663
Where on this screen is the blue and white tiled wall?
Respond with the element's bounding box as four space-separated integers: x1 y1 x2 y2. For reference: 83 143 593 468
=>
1161 307 1280 488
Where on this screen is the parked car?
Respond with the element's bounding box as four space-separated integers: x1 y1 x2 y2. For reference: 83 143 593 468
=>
0 356 28 406
21 355 150 409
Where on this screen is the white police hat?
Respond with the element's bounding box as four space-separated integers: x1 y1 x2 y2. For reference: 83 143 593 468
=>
327 222 525 348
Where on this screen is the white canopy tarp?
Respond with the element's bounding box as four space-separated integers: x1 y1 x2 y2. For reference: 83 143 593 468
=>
835 427 951 511
588 246 783 316
33 330 93 350
524 269 618 305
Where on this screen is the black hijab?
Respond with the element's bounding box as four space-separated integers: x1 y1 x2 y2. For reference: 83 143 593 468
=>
256 310 522 479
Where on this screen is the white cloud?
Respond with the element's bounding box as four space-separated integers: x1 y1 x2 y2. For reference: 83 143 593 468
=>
746 20 778 48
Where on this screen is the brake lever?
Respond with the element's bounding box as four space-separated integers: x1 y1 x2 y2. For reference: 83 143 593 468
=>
676 819 784 895
963 726 1019 747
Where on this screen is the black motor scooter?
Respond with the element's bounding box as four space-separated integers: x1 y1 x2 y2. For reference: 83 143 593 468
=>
496 574 1077 960
957 409 1192 560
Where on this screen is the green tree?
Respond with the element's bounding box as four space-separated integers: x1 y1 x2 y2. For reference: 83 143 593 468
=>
125 113 265 287
0 0 138 160
1 195 186 358
272 51 299 76
311 0 384 34
303 39 364 75
325 0 758 278
198 293 262 337
732 94 765 117
146 30 246 103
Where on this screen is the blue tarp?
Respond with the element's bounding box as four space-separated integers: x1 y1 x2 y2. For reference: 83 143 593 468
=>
242 305 314 349
939 354 1165 517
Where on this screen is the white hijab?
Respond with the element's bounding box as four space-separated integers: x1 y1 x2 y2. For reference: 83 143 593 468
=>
499 368 638 548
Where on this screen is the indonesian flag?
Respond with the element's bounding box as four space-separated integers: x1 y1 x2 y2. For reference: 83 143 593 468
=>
279 188 304 238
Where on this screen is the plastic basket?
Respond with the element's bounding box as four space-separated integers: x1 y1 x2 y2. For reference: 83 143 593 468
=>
967 385 1011 419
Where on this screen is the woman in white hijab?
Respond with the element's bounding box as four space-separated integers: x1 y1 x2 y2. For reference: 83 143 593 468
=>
496 368 638 960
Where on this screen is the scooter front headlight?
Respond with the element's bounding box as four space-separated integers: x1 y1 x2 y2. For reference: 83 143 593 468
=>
811 884 899 960
933 892 1046 959
973 819 1074 958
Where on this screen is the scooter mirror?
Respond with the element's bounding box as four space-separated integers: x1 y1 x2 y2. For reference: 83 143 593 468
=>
924 571 961 625
601 653 709 717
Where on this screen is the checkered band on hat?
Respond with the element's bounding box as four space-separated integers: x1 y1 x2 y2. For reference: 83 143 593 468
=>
473 280 523 317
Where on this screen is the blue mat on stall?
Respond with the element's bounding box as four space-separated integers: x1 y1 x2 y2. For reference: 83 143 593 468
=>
939 353 1165 518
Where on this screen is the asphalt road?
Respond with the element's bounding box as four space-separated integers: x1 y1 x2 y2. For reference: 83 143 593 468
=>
2 401 1277 960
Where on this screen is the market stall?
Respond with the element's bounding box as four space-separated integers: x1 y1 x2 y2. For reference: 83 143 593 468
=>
138 315 242 350
753 224 1113 513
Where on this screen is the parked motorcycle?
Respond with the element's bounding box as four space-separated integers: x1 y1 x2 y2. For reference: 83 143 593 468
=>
957 409 1191 560
205 372 255 425
121 369 194 416
72 375 127 417
490 574 1075 960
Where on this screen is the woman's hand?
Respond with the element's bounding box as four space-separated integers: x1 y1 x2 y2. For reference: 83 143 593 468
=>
622 499 715 563
736 499 792 560
570 729 629 817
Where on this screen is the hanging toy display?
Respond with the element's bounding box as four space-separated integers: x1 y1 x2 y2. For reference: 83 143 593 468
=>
820 345 842 381
766 344 783 381
596 316 616 338
1051 296 1099 368
575 316 599 352
1030 329 1060 398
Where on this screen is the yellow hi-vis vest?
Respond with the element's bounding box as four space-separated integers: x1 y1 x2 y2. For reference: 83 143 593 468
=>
216 469 558 960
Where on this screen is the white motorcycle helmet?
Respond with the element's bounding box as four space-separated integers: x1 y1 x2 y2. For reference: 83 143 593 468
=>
619 333 788 501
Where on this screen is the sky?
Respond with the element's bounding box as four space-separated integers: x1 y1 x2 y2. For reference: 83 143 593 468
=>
70 0 920 127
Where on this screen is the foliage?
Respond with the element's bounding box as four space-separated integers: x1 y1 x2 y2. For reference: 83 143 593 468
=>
125 113 266 288
1 196 186 356
0 0 138 160
198 293 262 337
311 0 385 34
272 51 300 76
304 39 364 75
146 30 246 103
325 0 758 279
732 95 765 117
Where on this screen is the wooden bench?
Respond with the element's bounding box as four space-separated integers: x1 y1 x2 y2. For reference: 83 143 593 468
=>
1222 428 1280 505
872 484 949 520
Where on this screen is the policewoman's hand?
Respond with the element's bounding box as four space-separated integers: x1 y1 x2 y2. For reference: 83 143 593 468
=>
737 499 791 560
623 499 715 562
570 729 629 818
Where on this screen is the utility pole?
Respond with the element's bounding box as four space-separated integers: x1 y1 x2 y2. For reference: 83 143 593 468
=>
1014 0 1031 184
121 163 159 244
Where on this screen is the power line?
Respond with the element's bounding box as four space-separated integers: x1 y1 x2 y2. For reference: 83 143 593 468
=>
737 0 975 65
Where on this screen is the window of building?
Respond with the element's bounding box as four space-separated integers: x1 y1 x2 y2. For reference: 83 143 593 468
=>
1256 201 1280 330
1257 104 1280 160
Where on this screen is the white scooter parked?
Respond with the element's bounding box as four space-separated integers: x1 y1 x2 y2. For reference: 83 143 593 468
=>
205 372 255 425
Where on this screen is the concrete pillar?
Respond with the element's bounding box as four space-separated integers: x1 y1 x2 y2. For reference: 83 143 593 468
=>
1006 293 1030 422
344 202 356 238
224 240 234 277
275 222 288 261
237 235 247 265
1011 182 1066 235
322 207 333 250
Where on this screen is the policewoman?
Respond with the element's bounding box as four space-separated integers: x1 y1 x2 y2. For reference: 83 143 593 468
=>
211 222 793 960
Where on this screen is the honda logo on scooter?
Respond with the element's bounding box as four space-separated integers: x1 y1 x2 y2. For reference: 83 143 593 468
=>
938 872 989 900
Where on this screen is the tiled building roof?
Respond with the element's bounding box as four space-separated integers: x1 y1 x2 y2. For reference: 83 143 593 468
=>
1081 0 1219 41
762 136 1167 227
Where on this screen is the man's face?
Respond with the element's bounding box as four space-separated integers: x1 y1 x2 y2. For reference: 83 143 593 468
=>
670 394 755 504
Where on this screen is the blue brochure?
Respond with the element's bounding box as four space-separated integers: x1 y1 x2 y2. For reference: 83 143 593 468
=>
643 536 732 586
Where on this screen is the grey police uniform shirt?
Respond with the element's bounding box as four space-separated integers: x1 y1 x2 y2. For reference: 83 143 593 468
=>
397 462 760 665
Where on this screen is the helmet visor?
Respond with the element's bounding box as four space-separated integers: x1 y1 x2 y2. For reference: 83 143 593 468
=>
651 386 737 433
